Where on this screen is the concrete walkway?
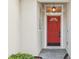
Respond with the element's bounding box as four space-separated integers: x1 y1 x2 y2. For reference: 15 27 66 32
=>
39 49 67 59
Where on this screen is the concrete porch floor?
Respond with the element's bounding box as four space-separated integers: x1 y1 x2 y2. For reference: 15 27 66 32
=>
39 49 67 59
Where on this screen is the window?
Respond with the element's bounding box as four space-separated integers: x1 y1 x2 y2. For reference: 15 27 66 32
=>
46 6 62 13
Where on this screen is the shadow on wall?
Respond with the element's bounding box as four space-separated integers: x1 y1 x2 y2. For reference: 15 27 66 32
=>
64 53 70 59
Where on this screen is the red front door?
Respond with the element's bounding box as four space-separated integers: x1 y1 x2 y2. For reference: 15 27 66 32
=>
47 16 61 46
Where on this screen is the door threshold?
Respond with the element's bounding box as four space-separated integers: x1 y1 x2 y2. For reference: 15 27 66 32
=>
44 46 65 49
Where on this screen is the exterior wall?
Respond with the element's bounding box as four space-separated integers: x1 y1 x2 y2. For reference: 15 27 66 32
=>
8 0 41 56
8 0 20 55
66 3 71 56
20 0 41 56
63 4 67 49
37 3 43 53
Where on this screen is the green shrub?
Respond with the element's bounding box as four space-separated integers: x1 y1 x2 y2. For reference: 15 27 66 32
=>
8 53 35 59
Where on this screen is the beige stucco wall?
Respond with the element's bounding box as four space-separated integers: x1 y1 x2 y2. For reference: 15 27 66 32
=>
20 0 41 56
8 0 42 56
8 0 20 55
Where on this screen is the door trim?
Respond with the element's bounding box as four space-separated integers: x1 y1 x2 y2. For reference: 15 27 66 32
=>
44 4 65 49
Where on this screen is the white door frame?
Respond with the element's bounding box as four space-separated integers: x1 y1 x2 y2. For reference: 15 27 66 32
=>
43 4 65 49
